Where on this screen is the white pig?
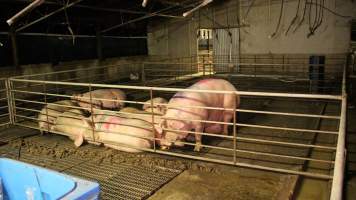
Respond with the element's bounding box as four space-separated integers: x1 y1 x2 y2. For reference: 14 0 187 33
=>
72 89 126 111
82 111 159 153
155 79 240 152
142 97 168 115
52 109 93 147
38 100 78 133
120 107 163 125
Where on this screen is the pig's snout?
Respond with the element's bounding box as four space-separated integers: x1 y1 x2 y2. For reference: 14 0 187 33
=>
160 145 170 150
174 140 185 147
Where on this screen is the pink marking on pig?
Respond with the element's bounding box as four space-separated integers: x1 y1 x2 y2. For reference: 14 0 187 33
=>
104 116 121 130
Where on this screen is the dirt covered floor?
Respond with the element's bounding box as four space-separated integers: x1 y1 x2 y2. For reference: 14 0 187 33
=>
0 131 298 200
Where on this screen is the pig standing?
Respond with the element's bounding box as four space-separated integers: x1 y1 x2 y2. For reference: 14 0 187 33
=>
142 97 168 115
38 100 78 133
155 79 239 152
52 109 93 147
72 89 126 110
82 110 158 153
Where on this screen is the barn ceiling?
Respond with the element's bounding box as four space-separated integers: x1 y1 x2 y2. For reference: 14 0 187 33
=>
0 0 200 36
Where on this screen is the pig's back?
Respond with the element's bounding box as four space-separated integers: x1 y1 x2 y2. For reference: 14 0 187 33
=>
188 79 236 107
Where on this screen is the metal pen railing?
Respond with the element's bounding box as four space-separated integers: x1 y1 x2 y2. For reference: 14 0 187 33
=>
8 77 340 176
3 60 347 199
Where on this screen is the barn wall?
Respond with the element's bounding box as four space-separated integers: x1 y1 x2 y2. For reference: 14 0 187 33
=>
147 0 356 57
0 55 154 79
0 34 147 67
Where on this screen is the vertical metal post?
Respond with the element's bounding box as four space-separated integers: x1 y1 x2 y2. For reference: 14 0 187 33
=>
282 55 285 74
233 92 237 164
5 79 14 125
43 82 49 134
141 63 146 86
203 55 206 76
150 89 156 152
9 80 16 124
330 64 348 200
89 84 95 142
55 73 59 101
96 25 103 61
10 28 19 68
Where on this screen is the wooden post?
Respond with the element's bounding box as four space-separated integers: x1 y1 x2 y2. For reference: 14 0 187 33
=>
96 25 103 61
10 28 19 68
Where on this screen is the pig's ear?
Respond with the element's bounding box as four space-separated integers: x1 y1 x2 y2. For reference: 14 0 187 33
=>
154 120 166 135
172 120 185 130
154 124 163 134
74 134 84 147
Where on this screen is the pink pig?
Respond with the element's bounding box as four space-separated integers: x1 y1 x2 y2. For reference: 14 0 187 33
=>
72 89 126 110
155 79 240 152
81 110 160 153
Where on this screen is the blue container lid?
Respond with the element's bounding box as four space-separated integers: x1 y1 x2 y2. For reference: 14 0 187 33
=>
0 158 99 200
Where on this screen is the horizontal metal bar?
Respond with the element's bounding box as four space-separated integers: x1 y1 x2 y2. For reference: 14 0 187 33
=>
14 99 90 111
13 123 333 179
12 90 340 118
176 140 334 164
9 78 342 100
0 105 8 110
237 108 340 119
153 150 333 179
163 128 336 150
10 63 128 79
238 123 338 135
0 122 10 127
15 118 335 165
0 113 9 118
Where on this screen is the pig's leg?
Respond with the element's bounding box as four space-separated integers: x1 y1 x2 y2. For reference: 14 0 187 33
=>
223 112 233 135
194 124 203 152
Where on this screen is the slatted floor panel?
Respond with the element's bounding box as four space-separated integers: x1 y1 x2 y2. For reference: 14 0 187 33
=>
0 134 182 200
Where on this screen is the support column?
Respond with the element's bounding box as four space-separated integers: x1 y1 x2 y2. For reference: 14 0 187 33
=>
10 28 19 68
96 25 103 61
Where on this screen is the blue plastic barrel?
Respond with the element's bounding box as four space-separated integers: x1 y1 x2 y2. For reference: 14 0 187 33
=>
0 158 100 200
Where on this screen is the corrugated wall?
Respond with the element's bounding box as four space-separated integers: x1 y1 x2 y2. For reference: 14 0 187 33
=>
147 0 356 56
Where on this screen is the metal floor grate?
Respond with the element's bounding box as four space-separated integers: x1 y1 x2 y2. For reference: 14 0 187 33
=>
0 134 182 200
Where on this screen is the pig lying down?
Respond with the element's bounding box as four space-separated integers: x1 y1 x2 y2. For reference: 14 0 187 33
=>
38 100 78 134
52 109 92 147
80 110 159 153
156 79 240 152
72 89 126 110
142 97 168 115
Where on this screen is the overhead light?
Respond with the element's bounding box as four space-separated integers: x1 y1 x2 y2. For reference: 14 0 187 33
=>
6 0 44 26
142 0 148 7
183 0 213 17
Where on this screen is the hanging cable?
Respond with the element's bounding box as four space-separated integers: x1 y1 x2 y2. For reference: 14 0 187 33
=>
63 0 75 44
309 1 352 18
242 0 256 24
285 0 301 35
269 0 285 38
308 0 324 37
293 0 308 33
309 0 325 36
307 0 313 34
226 6 232 63
197 9 201 39
308 0 319 37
